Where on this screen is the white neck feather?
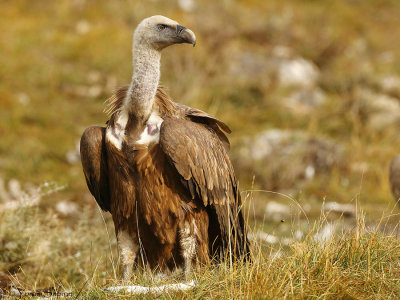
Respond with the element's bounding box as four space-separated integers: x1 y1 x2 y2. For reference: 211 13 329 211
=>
123 37 161 121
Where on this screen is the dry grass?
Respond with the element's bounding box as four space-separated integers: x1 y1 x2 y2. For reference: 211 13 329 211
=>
1 0 400 298
1 191 400 299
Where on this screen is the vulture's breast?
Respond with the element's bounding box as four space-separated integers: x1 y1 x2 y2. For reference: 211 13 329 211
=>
136 111 164 145
106 109 164 151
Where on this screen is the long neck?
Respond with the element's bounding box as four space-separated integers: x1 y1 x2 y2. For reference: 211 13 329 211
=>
124 41 161 121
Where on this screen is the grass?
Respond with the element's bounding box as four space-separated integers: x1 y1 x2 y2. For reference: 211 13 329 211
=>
1 0 400 298
1 191 400 299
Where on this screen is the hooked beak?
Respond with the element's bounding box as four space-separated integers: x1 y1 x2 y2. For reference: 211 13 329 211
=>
176 25 196 47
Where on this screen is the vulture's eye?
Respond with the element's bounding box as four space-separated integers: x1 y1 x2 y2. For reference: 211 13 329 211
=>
157 24 167 31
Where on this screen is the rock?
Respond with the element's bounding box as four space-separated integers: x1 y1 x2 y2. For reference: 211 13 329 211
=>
56 200 79 216
235 129 344 190
285 87 327 114
178 0 195 12
294 230 304 240
271 46 293 59
87 85 102 98
229 47 320 89
323 201 356 218
268 9 293 31
314 223 335 243
17 93 30 105
248 231 294 246
87 70 102 84
229 51 270 83
276 57 320 88
105 75 118 92
66 139 81 164
265 201 290 222
358 88 400 131
75 20 91 35
248 231 279 244
62 84 103 99
380 75 400 95
8 179 22 200
345 38 367 58
269 250 283 261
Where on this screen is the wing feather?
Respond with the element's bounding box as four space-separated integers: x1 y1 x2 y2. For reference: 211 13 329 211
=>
80 126 111 211
159 118 250 259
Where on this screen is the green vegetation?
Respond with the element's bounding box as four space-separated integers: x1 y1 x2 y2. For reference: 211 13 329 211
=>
1 0 400 298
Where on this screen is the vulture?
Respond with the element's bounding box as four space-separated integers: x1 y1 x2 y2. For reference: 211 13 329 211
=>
390 155 400 204
80 15 250 279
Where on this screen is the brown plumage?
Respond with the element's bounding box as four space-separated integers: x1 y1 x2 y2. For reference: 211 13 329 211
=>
81 87 250 276
80 15 250 279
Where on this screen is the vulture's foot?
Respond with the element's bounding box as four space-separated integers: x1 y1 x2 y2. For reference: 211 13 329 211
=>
180 221 197 280
117 230 139 280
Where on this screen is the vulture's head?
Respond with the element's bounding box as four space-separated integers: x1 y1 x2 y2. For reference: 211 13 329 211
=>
134 15 196 50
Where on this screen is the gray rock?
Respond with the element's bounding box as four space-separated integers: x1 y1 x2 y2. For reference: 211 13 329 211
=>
380 75 400 95
276 57 319 88
358 88 400 131
285 87 327 114
178 0 195 12
56 200 79 216
313 223 335 243
66 139 81 164
235 129 344 190
265 201 290 222
229 51 270 82
229 47 320 89
323 201 356 218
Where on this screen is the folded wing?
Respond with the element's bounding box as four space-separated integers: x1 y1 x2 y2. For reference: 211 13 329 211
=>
80 126 111 212
159 117 250 259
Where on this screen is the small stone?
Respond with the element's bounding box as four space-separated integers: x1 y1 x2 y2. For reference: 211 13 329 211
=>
87 85 102 98
178 0 195 12
265 201 290 222
76 20 91 35
314 223 335 243
66 139 80 164
248 231 279 244
17 93 30 105
56 200 79 216
285 87 327 114
294 230 303 240
234 129 344 190
381 75 400 95
8 179 22 200
277 57 319 88
323 201 356 218
87 70 102 84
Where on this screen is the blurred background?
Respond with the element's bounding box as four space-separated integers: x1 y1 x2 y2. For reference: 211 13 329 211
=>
1 0 400 288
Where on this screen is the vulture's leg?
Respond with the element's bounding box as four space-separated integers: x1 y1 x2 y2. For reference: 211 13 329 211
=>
117 230 139 280
179 220 197 279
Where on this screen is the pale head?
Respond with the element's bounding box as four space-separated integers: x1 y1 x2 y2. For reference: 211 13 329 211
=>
133 15 196 50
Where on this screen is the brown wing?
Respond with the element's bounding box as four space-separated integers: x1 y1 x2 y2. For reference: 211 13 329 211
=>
390 155 400 203
80 126 111 212
184 106 232 134
175 103 231 151
159 118 250 260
